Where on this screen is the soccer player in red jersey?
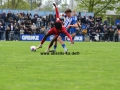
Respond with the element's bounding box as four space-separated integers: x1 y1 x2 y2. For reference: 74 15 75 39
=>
37 3 73 52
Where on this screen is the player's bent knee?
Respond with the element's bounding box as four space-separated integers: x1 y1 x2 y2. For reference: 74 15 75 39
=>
57 36 62 41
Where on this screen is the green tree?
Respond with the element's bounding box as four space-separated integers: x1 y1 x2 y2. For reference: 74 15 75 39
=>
59 0 69 12
0 0 30 9
28 0 43 10
11 0 21 9
59 3 69 12
75 0 120 16
0 0 43 10
41 0 54 11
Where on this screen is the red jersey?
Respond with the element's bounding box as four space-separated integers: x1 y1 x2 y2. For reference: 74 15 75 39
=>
47 27 73 42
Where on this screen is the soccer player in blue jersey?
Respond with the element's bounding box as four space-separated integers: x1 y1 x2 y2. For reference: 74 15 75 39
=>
50 8 78 52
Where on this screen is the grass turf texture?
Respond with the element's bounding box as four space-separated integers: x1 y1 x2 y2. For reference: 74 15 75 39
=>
0 41 120 90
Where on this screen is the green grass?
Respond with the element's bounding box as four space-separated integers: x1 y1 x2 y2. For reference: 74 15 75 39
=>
0 41 120 90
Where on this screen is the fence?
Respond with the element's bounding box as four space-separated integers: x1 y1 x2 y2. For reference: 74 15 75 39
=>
0 9 94 17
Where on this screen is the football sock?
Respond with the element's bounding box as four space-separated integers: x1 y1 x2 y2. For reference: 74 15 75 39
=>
54 45 57 50
72 37 74 41
62 44 66 48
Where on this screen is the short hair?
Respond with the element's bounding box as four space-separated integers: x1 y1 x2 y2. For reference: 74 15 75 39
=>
65 9 72 13
55 22 62 30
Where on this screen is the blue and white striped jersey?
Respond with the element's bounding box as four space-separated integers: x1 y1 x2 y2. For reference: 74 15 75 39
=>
64 16 76 29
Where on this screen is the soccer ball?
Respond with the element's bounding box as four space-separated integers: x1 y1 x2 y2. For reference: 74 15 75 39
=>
30 46 36 51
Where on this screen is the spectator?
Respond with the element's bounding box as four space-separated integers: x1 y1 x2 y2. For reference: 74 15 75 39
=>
31 23 36 34
36 17 42 27
8 23 15 40
0 22 5 41
114 29 119 42
36 27 40 34
27 11 32 20
4 15 9 29
31 17 36 24
49 14 53 21
0 10 120 42
40 26 46 34
14 23 20 41
42 16 46 27
94 30 100 41
25 27 32 35
7 11 12 19
117 23 120 41
117 23 120 30
104 19 108 26
108 27 114 42
13 13 19 22
46 16 49 29
89 27 96 42
104 26 109 42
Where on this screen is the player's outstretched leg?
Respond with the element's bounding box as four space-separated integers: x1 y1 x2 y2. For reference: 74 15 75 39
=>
37 34 50 49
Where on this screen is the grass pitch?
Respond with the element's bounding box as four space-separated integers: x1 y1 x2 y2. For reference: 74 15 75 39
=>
0 41 120 90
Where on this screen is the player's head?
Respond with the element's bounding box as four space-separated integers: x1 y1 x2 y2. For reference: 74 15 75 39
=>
55 22 62 30
65 9 72 17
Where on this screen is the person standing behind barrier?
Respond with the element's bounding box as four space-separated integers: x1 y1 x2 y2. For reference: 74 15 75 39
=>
89 27 95 42
103 25 109 42
14 23 20 41
42 16 46 27
13 13 19 23
0 22 5 41
117 23 120 41
34 12 39 26
8 23 15 41
108 27 114 42
46 16 50 29
114 29 119 42
49 14 53 22
4 15 9 29
81 23 87 41
95 30 100 41
31 23 36 34
104 29 109 42
119 30 120 41
27 11 32 20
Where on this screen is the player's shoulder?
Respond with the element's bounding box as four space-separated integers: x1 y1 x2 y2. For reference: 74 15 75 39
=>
71 16 75 18
71 16 77 23
71 16 76 20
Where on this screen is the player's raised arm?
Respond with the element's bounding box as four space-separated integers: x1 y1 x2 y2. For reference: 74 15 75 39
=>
53 3 60 21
